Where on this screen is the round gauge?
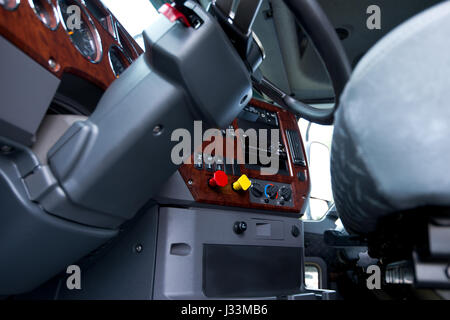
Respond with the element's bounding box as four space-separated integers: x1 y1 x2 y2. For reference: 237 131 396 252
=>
0 0 20 10
57 0 102 63
28 0 59 30
108 45 131 78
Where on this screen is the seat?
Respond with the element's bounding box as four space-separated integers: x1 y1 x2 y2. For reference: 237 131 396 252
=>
331 0 450 235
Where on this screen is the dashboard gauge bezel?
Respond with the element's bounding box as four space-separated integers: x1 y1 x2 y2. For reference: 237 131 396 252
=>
107 44 131 78
81 0 117 40
0 0 20 10
28 0 60 31
116 21 139 59
57 0 103 64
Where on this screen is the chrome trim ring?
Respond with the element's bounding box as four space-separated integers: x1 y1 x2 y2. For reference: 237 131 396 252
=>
28 0 60 31
80 0 117 40
108 44 131 78
116 21 139 58
0 0 20 11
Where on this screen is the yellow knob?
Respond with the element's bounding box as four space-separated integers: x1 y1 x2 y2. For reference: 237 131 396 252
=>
232 175 252 191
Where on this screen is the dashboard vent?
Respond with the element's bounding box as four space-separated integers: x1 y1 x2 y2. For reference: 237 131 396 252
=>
286 130 306 166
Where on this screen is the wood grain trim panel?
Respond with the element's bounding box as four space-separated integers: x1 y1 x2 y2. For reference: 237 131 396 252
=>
0 0 143 90
178 99 310 216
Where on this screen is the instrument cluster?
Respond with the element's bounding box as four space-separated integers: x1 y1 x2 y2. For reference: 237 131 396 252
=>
0 0 143 88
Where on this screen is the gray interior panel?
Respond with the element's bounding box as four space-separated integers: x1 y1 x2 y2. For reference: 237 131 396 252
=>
55 206 159 300
153 207 304 299
0 153 117 295
0 36 60 146
32 115 88 165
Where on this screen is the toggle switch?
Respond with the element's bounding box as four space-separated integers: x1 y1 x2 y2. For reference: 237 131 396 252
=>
232 174 251 191
208 170 228 188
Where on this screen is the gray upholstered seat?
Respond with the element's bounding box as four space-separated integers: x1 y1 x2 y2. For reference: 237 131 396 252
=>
331 0 450 234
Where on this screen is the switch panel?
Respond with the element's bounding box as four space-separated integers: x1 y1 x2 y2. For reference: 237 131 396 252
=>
177 99 309 215
249 179 294 208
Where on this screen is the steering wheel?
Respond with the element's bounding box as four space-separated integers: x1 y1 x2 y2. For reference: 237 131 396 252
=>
253 0 352 125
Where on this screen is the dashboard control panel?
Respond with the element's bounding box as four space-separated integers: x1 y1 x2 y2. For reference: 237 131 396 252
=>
249 179 294 208
178 99 310 216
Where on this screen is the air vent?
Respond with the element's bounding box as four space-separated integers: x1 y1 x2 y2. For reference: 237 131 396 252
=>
286 129 306 166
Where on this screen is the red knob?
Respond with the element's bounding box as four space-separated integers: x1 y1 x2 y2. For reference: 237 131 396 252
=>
209 171 228 188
